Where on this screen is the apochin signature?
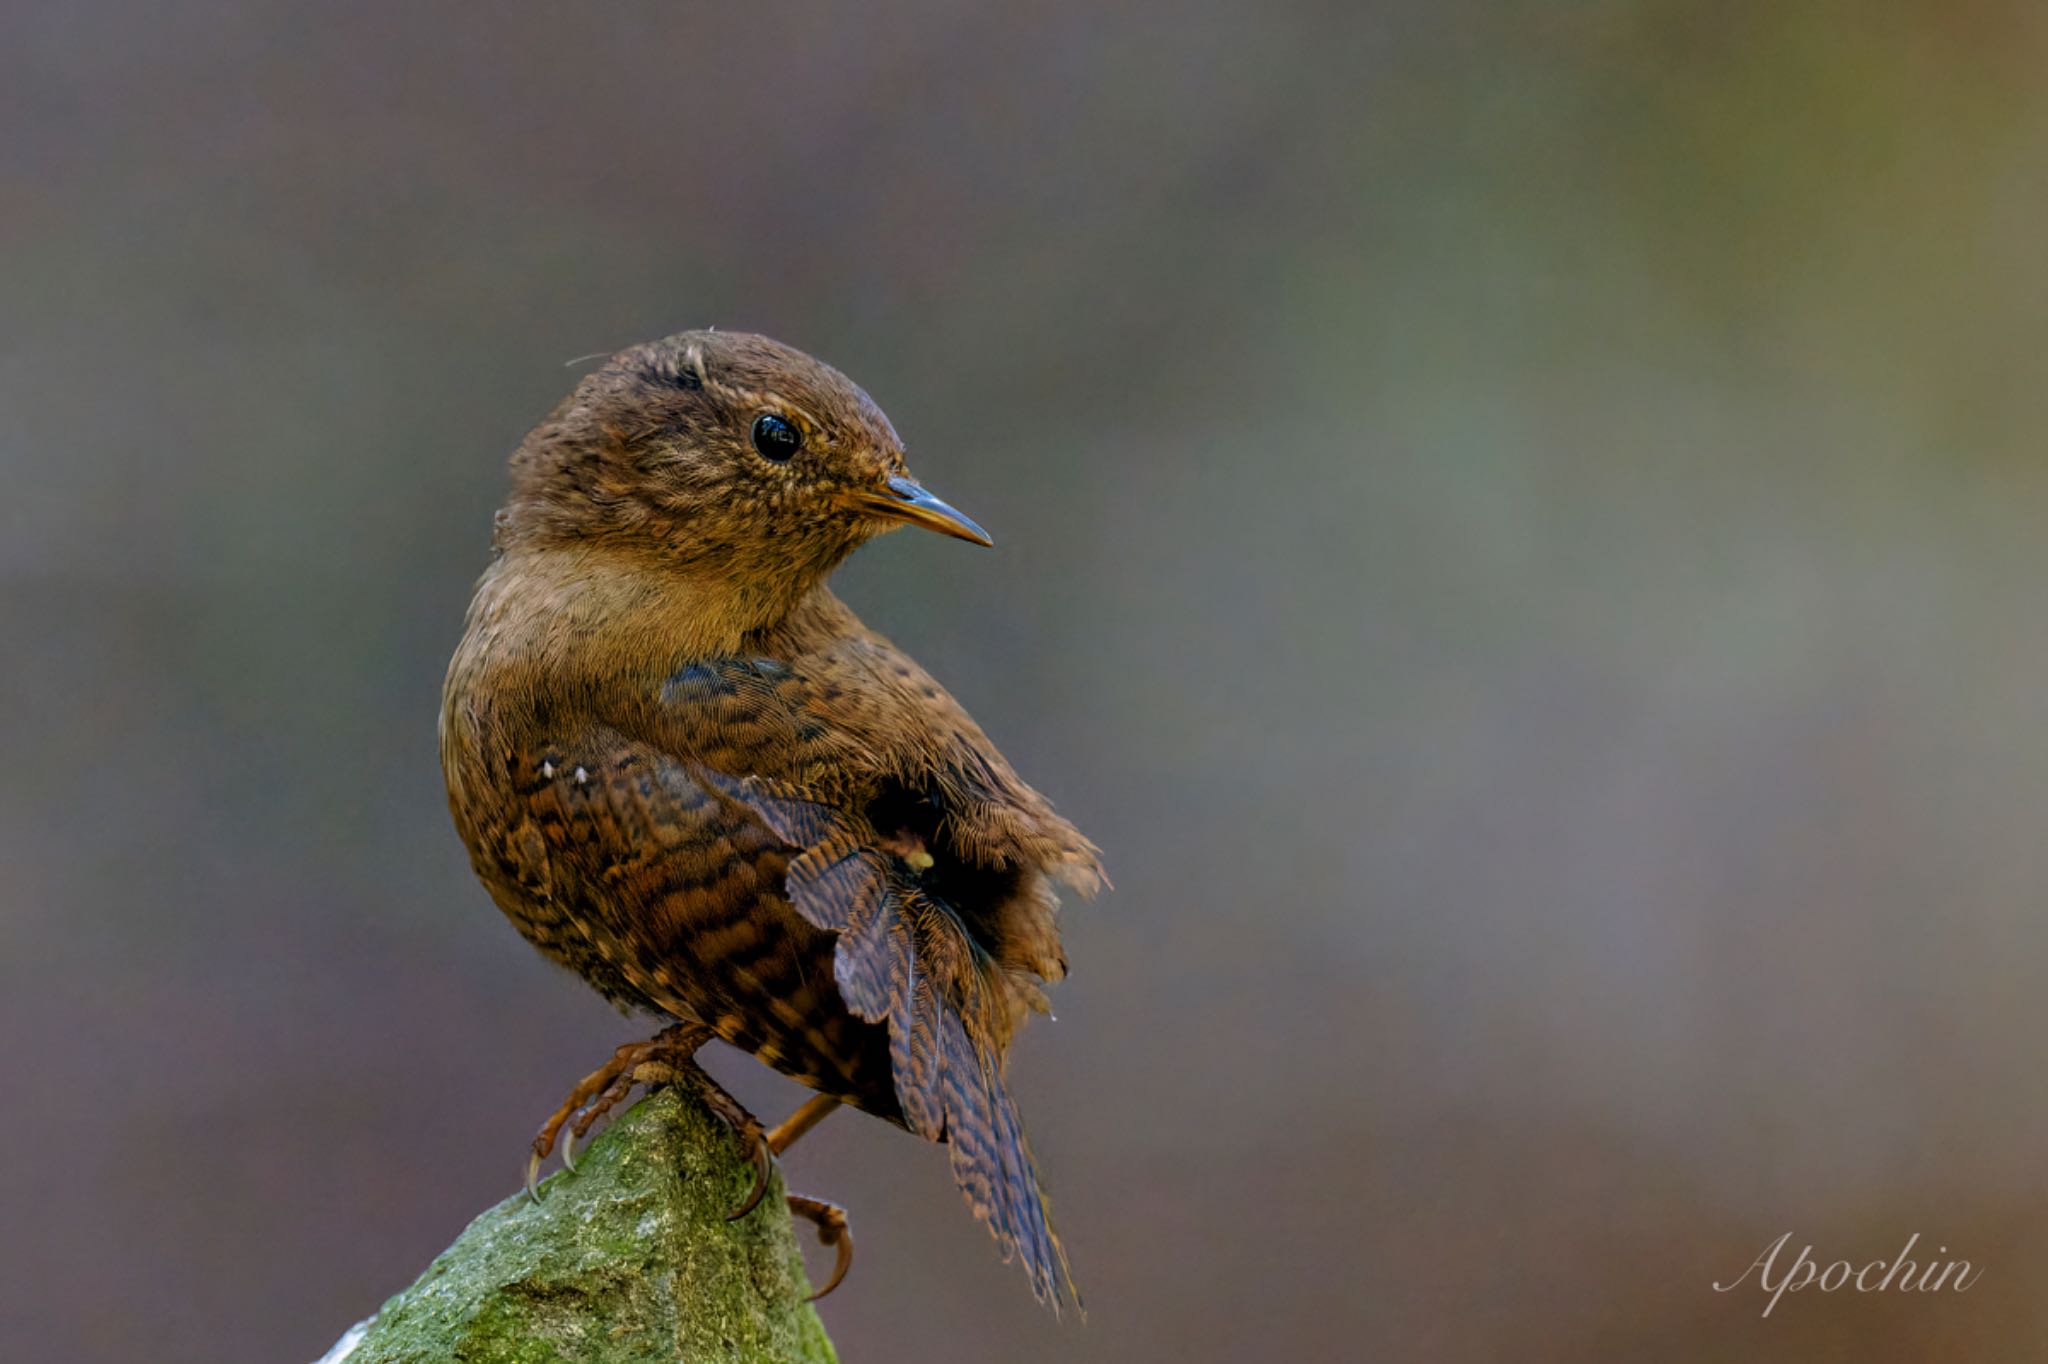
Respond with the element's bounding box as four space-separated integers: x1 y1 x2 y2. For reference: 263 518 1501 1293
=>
1714 1232 1982 1317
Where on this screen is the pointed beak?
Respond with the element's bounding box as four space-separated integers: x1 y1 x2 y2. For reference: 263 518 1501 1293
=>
851 475 994 547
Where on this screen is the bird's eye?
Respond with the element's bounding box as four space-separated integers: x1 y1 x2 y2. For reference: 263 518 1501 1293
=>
750 413 803 463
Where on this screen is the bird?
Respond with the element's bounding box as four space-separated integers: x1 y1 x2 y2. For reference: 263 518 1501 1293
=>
439 329 1104 1310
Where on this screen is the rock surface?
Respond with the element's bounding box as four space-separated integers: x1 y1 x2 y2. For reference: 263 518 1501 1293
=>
320 1086 837 1364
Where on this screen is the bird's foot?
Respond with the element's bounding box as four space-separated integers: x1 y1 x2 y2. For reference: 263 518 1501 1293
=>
786 1193 854 1300
523 1028 849 1296
526 1021 711 1200
691 1069 776 1221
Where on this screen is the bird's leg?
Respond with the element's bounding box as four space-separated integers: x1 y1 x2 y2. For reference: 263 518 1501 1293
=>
527 1021 711 1198
767 1093 841 1155
786 1194 854 1300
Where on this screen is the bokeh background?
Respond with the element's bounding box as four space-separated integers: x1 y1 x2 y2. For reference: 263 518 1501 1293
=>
6 2 2048 1360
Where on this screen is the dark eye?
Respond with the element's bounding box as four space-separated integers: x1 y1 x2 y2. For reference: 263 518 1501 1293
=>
750 413 803 463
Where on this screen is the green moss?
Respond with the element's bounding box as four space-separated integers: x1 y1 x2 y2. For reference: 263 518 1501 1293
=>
334 1086 836 1364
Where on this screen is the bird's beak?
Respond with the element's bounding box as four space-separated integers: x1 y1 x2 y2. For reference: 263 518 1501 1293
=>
850 475 994 547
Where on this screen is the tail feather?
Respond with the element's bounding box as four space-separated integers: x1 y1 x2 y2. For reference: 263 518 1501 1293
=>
855 886 1079 1309
750 784 1078 1309
932 998 1077 1310
886 953 946 1139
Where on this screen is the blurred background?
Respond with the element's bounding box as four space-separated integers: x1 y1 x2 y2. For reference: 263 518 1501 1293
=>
5 1 2047 1359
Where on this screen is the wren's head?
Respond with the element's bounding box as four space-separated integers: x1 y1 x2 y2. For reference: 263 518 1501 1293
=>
496 330 989 595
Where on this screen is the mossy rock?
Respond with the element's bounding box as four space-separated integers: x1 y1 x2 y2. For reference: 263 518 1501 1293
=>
322 1086 836 1364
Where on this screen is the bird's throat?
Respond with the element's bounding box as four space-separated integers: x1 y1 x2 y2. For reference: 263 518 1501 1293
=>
462 544 819 693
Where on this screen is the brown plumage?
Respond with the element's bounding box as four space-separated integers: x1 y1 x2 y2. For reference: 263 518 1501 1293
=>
439 330 1103 1308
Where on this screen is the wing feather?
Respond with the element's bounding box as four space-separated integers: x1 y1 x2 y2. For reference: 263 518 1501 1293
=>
635 606 1098 1308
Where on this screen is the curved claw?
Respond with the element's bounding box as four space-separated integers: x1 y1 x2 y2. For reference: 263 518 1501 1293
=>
807 1227 854 1302
561 1126 579 1174
525 1150 545 1203
725 1132 774 1221
788 1195 853 1301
